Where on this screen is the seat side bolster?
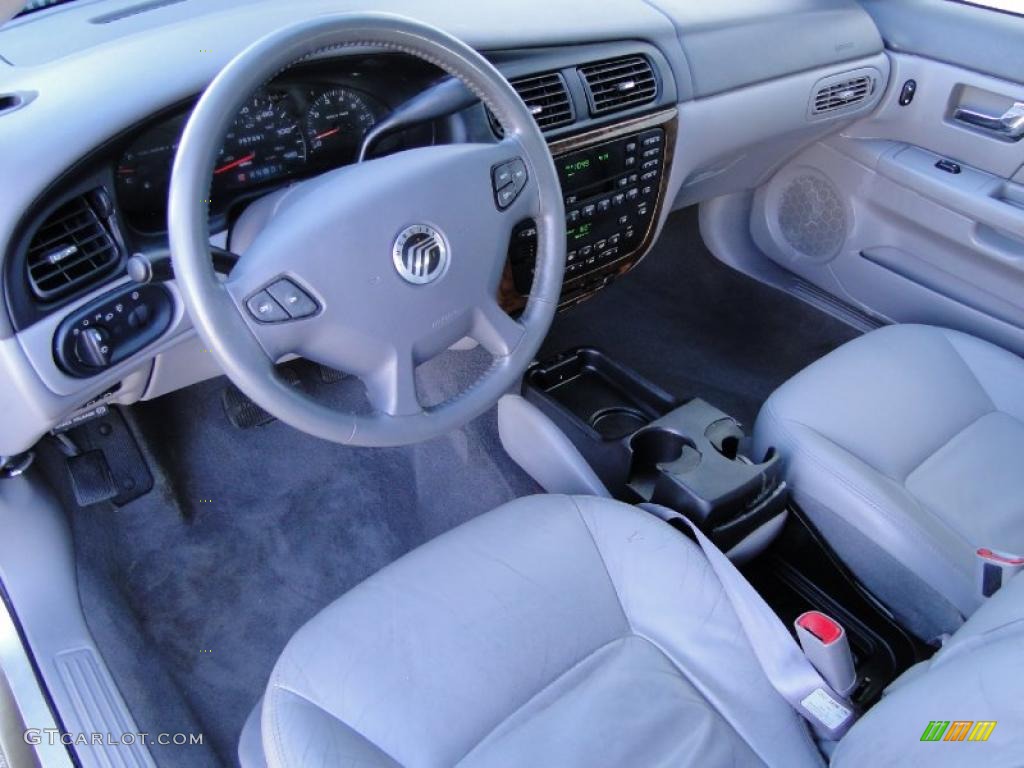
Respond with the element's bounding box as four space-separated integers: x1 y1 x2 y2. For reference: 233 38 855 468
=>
263 684 401 768
570 496 825 768
758 405 976 618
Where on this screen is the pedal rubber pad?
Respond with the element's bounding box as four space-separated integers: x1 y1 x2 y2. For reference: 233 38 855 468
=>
222 367 302 429
317 364 347 384
66 407 154 507
67 450 118 507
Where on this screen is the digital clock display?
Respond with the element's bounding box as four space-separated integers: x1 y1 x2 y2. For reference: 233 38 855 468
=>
557 141 627 194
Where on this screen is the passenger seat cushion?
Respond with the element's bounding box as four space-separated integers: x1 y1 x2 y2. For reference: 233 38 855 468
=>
754 324 1024 635
260 495 824 768
832 573 1024 766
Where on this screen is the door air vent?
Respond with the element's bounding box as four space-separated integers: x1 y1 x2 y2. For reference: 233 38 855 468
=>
508 71 575 131
26 192 120 301
810 72 876 117
579 56 657 116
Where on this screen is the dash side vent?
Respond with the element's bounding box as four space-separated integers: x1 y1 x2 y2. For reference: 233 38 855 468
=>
809 69 879 118
26 193 120 301
579 55 657 116
508 71 575 131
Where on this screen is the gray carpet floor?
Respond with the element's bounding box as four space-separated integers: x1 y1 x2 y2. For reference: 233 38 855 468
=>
71 349 540 766
70 206 858 766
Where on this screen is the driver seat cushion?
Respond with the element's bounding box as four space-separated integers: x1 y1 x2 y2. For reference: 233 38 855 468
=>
256 495 824 768
753 323 1024 640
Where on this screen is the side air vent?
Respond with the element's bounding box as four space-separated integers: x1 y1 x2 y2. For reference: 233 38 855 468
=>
509 72 575 131
579 55 657 115
26 192 120 301
809 69 878 118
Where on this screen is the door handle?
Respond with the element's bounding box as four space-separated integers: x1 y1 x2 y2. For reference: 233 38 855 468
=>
954 102 1024 141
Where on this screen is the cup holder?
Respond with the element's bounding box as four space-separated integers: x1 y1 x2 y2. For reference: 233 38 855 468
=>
628 428 698 496
590 407 649 440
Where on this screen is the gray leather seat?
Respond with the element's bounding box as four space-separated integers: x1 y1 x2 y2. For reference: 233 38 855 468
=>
242 493 1024 767
754 323 1024 640
247 495 824 767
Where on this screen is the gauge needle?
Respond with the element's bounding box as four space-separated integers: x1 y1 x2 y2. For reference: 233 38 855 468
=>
214 153 255 175
314 127 341 140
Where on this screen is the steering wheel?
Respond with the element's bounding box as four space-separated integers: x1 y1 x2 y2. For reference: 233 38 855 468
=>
169 13 565 446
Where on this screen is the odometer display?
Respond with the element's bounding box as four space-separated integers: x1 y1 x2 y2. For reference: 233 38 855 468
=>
214 94 307 189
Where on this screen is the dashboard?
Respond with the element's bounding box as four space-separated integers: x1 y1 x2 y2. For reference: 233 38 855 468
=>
111 57 438 233
0 0 888 460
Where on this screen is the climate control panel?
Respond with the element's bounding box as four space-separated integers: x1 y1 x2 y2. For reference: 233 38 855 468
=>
54 283 174 378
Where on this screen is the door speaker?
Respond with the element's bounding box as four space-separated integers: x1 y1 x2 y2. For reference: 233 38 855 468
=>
774 173 847 263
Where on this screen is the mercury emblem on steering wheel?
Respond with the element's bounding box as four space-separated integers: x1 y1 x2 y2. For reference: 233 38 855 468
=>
392 224 450 285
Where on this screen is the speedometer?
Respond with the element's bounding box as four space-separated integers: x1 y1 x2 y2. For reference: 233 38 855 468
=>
305 88 376 162
214 93 307 189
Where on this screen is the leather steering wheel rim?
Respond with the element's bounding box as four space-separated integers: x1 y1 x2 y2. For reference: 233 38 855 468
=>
168 13 565 447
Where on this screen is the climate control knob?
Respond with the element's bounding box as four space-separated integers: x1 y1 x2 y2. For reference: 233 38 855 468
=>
74 327 111 368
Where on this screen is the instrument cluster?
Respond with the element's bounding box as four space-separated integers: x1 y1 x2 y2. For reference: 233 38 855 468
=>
114 82 384 232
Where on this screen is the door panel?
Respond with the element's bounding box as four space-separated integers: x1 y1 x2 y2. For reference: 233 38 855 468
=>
749 2 1024 354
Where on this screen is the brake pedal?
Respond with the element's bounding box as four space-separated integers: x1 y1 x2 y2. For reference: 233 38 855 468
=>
222 368 302 429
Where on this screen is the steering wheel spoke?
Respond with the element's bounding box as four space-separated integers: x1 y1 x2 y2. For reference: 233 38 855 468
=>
364 346 422 417
473 297 527 358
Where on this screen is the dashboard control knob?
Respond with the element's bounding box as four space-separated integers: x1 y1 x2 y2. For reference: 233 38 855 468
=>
74 327 111 368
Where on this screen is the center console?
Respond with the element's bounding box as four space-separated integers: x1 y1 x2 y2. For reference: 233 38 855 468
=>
524 348 788 557
500 109 676 312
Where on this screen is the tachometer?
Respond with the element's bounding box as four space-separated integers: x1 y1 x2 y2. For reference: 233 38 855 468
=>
214 93 307 189
304 87 376 161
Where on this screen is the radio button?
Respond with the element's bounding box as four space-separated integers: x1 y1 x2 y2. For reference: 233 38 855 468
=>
628 173 639 184
618 214 629 225
625 156 637 167
581 245 593 257
643 147 661 159
612 193 626 206
597 198 611 213
567 209 580 224
641 133 662 147
626 188 639 200
582 204 596 218
625 141 637 153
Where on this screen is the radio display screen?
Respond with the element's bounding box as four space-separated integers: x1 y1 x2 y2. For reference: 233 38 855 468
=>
557 140 628 194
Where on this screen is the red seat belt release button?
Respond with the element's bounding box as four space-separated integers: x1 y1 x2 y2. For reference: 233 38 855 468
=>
794 611 857 697
977 548 1024 598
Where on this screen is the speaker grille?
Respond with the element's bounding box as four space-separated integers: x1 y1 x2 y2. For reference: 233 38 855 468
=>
777 175 846 262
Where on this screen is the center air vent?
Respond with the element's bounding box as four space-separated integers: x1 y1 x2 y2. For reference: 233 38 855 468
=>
509 72 575 131
579 56 657 116
810 70 876 117
26 192 120 301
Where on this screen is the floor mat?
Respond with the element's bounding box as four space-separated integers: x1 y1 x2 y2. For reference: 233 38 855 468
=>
541 206 860 429
71 350 539 765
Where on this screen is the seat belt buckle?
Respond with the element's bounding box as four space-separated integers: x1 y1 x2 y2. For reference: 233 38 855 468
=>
794 611 857 697
977 548 1024 598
